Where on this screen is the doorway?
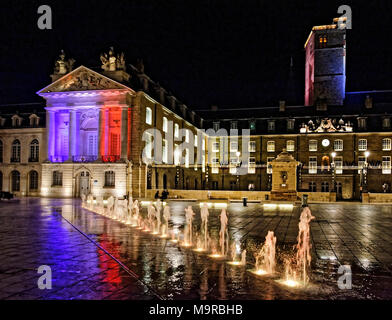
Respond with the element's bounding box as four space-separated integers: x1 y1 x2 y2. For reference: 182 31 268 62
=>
336 182 342 200
79 171 90 197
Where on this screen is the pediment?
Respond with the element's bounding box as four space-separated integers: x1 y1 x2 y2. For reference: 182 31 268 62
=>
37 66 131 95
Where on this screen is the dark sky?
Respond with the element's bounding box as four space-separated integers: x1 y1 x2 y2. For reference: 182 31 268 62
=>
1 0 392 108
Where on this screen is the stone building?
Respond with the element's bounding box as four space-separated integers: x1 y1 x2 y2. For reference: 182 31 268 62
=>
0 17 391 203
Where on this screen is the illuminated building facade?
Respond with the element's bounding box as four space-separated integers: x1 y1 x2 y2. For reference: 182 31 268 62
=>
0 18 391 203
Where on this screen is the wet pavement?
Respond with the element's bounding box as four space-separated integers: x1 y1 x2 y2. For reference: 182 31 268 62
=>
1 198 392 300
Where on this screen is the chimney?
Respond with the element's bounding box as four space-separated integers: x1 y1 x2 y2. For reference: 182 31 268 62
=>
211 105 218 111
365 95 373 109
279 100 286 112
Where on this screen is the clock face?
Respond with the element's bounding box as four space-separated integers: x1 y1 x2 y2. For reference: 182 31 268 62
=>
322 139 330 147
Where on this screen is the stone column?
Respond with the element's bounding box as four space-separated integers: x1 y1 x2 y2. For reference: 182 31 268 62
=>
104 109 109 156
120 106 128 160
98 107 104 160
46 110 56 161
68 110 76 161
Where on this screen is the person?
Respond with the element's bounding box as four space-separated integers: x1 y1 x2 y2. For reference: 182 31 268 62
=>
154 190 160 199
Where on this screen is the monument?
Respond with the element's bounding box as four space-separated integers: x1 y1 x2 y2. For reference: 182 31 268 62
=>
270 149 299 201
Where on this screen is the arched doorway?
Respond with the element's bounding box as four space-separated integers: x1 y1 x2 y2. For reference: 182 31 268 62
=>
79 171 90 197
29 170 39 194
163 174 167 190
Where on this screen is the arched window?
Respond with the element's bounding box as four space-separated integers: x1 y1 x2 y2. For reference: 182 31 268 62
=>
29 139 39 162
11 170 20 192
11 139 21 162
0 140 3 163
0 171 3 191
52 171 63 186
29 171 39 190
104 171 115 187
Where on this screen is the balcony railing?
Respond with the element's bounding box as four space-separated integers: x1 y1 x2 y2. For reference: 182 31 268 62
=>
10 157 20 163
102 155 120 163
49 155 67 163
72 155 98 163
29 157 39 163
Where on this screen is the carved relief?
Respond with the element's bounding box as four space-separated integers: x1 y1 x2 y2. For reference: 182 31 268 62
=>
45 68 124 92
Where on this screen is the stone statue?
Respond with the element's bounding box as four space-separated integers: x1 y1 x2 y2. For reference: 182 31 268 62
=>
54 50 75 75
100 47 125 72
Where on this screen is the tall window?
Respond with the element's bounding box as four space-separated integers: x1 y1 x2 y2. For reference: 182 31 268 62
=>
11 170 20 192
321 181 329 192
174 144 180 165
267 141 275 152
87 134 97 156
212 141 220 152
146 107 152 125
335 156 343 174
110 133 120 155
174 123 179 138
309 157 317 174
144 132 153 159
0 171 3 191
358 139 367 151
11 139 21 162
249 141 256 152
309 181 316 192
248 157 256 174
334 139 343 151
382 138 391 151
104 171 115 187
382 156 391 174
230 141 238 152
29 139 39 162
29 171 39 190
162 139 168 163
309 140 317 152
286 140 295 152
52 171 63 186
0 140 3 163
162 116 168 133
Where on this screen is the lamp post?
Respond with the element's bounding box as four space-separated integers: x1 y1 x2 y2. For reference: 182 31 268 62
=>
363 151 370 193
331 152 336 192
236 151 241 190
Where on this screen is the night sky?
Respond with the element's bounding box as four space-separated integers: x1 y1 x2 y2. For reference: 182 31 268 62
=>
1 0 392 109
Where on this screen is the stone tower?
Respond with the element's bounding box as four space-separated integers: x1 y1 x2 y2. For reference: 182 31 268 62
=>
304 18 346 106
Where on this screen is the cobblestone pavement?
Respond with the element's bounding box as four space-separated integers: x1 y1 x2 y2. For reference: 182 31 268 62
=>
1 198 392 300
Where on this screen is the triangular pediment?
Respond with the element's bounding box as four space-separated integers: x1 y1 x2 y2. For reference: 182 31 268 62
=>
37 65 132 95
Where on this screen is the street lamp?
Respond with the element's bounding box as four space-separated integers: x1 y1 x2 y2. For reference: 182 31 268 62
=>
331 152 336 192
363 151 370 192
236 151 241 190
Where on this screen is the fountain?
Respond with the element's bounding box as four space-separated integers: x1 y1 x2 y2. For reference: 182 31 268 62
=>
147 204 156 232
227 241 246 266
219 208 229 257
200 203 209 250
183 206 195 247
250 231 276 276
162 205 171 238
154 200 162 235
280 206 315 287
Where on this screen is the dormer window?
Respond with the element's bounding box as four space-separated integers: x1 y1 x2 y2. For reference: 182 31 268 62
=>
29 114 40 127
383 117 391 129
287 119 295 131
12 115 22 127
357 117 367 130
268 120 276 132
0 117 5 127
213 121 220 131
230 121 238 130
